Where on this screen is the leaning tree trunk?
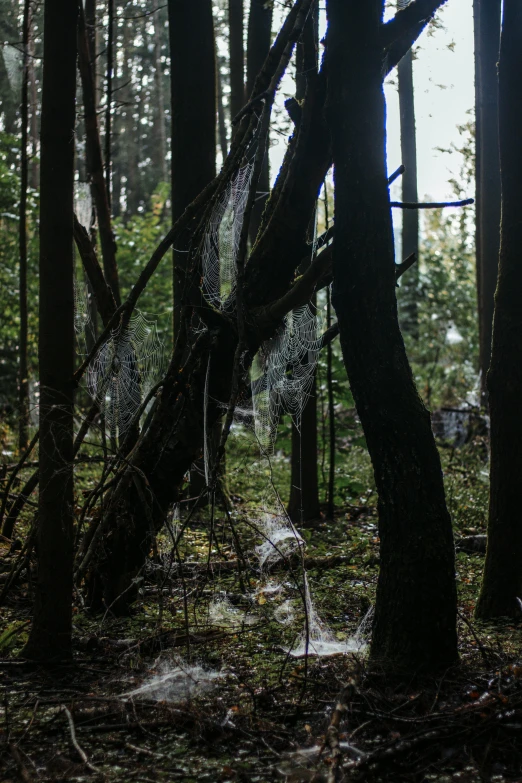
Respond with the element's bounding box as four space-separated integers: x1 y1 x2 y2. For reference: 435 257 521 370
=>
22 0 77 662
397 0 419 338
473 0 501 399
246 0 273 244
475 1 522 621
325 0 457 673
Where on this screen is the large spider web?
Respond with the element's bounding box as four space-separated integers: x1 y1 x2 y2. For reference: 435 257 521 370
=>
250 304 323 453
201 161 255 309
87 311 165 438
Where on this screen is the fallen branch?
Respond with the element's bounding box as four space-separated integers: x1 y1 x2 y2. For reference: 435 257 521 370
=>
62 704 102 775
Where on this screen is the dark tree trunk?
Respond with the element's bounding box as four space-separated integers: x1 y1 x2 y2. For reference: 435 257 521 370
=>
246 0 272 244
287 371 320 524
326 285 336 520
397 0 419 337
78 3 121 306
22 0 77 662
473 0 501 398
476 1 522 621
288 4 320 525
229 0 244 124
18 0 31 453
169 0 216 336
325 0 457 673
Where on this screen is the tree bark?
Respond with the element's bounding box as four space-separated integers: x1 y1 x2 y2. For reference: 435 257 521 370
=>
22 0 77 662
246 0 272 244
476 1 522 621
325 0 457 673
169 0 216 337
229 0 244 124
473 0 501 398
397 0 419 337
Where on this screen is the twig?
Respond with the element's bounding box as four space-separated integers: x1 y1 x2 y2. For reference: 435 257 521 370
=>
62 704 102 775
391 198 474 209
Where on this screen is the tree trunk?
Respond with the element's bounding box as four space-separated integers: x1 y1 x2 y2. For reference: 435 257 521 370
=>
229 0 244 124
78 2 121 305
18 0 31 453
473 0 501 398
397 0 419 337
22 0 77 662
169 0 216 337
246 0 272 244
288 371 320 524
325 0 457 673
288 5 320 525
476 1 522 621
105 0 114 207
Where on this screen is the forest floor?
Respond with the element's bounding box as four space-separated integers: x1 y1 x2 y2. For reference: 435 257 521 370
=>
2 427 522 782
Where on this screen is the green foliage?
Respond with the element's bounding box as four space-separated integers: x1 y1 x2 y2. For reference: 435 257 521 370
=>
0 132 39 419
404 122 479 409
114 182 173 353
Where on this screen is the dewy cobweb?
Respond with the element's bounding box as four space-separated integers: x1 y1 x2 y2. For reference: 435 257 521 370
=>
75 182 92 229
251 304 323 452
87 310 164 437
202 161 255 309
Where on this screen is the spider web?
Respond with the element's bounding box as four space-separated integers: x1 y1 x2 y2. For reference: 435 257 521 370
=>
250 304 323 453
1 45 22 93
201 161 255 309
74 276 92 355
87 311 165 438
75 182 92 229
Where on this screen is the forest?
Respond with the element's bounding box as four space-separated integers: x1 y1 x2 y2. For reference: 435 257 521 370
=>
0 0 521 780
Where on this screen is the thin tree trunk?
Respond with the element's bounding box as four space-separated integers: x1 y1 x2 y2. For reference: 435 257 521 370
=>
229 0 244 123
78 2 120 306
476 1 522 621
397 0 419 337
246 0 272 244
18 0 31 453
169 0 216 338
28 15 39 191
105 0 114 206
288 2 320 525
326 285 335 520
325 0 457 673
473 0 501 398
22 0 77 662
153 0 168 184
